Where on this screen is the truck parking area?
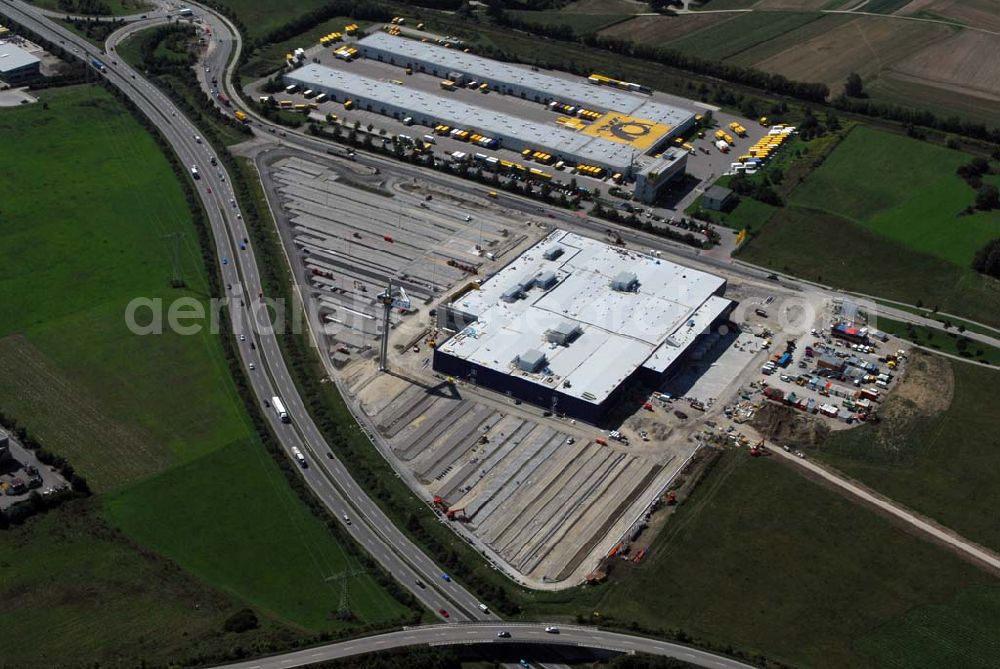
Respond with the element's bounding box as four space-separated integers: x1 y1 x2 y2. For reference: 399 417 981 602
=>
248 26 769 215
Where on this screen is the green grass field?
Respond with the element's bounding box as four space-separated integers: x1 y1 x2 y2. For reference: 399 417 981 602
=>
818 353 1000 552
553 450 1000 668
0 85 251 490
507 10 631 35
0 84 410 664
739 207 1000 327
737 125 1000 327
666 11 822 61
0 501 298 666
217 0 330 40
789 125 1000 266
29 0 151 16
107 440 409 629
240 16 363 79
876 317 1000 365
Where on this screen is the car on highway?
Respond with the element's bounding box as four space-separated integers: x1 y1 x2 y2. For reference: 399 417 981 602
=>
248 362 255 371
441 573 451 582
545 626 559 633
342 514 351 525
239 334 246 341
222 256 228 265
438 608 449 618
497 631 510 638
414 579 425 588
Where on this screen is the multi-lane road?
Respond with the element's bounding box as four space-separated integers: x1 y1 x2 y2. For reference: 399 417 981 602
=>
0 2 756 668
216 623 756 669
0 0 494 626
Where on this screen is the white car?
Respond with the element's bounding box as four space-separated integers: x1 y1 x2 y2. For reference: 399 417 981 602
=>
545 626 559 633
248 362 256 371
239 334 246 341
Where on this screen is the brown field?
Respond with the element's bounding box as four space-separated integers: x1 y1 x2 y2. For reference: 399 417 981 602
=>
0 335 172 491
889 30 1000 101
754 0 834 9
751 15 952 91
868 74 1000 126
898 0 1000 33
561 0 646 14
599 13 734 45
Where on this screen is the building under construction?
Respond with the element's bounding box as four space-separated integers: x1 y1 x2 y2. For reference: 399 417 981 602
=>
434 231 735 422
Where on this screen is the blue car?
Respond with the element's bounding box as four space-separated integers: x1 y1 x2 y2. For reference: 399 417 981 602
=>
441 573 451 582
222 257 229 265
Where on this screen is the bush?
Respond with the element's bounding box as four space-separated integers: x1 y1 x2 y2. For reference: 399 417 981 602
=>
223 608 259 633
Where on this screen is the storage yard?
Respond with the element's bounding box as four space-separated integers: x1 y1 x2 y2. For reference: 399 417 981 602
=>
256 142 913 587
253 23 915 589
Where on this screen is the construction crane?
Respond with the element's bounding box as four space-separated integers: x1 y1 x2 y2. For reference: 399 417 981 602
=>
325 566 368 619
376 280 411 372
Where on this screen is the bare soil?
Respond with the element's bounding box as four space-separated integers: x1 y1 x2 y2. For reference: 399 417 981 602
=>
751 402 831 448
877 349 953 433
599 13 733 45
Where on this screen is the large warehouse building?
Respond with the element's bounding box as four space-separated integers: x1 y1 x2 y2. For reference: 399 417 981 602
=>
285 63 669 175
0 41 41 84
433 231 734 422
283 32 700 199
357 32 696 138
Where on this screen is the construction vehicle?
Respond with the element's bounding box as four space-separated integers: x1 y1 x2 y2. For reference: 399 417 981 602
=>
446 507 468 521
749 439 765 457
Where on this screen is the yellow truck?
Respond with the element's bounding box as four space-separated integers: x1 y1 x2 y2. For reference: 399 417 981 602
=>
234 110 247 123
344 99 354 110
440 80 456 91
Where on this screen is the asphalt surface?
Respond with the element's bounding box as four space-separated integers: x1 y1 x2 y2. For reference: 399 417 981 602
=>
212 624 756 669
0 0 496 625
10 2 999 667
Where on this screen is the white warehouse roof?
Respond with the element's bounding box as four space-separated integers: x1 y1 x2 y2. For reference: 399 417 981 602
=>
0 42 40 73
285 63 650 171
359 32 695 129
439 231 732 406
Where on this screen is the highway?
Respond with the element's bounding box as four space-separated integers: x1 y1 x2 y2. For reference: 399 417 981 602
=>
0 0 496 626
212 623 756 669
0 4 762 667
13 4 997 668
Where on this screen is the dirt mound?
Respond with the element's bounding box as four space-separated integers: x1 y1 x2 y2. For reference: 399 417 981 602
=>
872 350 953 453
751 402 830 449
880 350 953 428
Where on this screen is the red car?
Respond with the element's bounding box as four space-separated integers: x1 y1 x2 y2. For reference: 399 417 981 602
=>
439 608 450 618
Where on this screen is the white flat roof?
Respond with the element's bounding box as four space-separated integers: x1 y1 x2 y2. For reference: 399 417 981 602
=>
0 42 40 73
286 64 649 170
440 231 731 405
359 32 695 129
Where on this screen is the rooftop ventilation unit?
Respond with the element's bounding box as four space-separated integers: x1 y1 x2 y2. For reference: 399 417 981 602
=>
545 322 581 345
536 270 558 290
543 246 564 261
515 349 547 373
610 270 638 292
